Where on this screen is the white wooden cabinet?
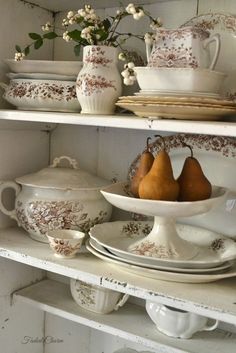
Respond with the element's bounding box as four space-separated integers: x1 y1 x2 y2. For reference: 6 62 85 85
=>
0 1 236 353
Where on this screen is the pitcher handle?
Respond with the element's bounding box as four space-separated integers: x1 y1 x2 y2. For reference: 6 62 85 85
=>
202 319 219 332
114 293 129 311
0 181 21 221
204 33 221 70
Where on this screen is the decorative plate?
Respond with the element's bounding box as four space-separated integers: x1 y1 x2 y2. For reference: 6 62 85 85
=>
7 72 77 81
89 238 234 274
181 13 236 100
128 133 236 239
86 241 236 284
89 221 236 269
135 90 220 98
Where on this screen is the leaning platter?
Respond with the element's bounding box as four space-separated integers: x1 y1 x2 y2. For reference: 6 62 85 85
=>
89 238 234 274
89 221 236 269
86 241 236 284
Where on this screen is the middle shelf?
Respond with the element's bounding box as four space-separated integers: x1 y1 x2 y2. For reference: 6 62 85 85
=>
1 227 236 325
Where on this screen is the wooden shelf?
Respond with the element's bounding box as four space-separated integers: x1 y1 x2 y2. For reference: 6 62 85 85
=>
13 279 236 353
0 110 236 137
1 227 236 325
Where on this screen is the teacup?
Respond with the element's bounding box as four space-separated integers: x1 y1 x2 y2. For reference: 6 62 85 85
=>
70 279 129 314
46 229 85 258
146 26 220 70
146 301 218 339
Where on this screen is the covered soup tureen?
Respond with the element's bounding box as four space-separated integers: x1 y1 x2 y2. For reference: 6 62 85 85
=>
0 156 112 242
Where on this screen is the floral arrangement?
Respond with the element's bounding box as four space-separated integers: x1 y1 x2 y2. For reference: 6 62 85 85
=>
14 3 162 85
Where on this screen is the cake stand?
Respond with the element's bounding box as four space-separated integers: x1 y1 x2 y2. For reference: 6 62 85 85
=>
101 182 227 260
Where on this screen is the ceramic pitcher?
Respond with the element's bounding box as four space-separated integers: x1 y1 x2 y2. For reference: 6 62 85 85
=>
146 26 220 70
146 301 219 339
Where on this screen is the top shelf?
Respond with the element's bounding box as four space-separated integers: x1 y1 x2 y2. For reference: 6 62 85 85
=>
27 0 175 12
1 110 236 137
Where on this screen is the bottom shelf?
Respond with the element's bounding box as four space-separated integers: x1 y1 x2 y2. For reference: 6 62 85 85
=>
13 279 236 353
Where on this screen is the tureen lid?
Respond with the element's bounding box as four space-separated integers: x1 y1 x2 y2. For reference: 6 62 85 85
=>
16 156 110 190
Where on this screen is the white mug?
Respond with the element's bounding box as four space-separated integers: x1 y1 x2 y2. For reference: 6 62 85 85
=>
146 26 221 70
70 279 129 314
146 301 218 339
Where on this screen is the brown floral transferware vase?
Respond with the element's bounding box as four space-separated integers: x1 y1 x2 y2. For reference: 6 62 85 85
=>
76 45 122 114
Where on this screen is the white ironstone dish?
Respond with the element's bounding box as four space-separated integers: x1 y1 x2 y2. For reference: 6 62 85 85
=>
89 221 236 269
7 72 77 81
89 238 234 274
181 13 236 100
135 90 221 98
4 59 82 76
86 241 236 284
134 67 226 94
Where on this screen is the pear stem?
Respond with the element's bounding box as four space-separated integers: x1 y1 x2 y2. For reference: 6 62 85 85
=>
154 134 166 150
146 137 152 152
181 141 193 158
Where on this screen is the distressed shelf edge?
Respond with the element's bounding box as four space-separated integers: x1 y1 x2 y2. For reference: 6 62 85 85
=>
0 110 236 136
13 279 236 353
1 228 236 326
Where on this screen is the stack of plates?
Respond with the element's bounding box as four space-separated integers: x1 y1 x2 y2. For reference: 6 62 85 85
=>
87 220 236 283
116 94 236 120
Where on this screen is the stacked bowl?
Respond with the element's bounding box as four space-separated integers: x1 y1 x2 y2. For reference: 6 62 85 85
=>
1 59 82 112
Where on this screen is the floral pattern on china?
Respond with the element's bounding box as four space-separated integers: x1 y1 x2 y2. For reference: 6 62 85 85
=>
146 26 221 69
181 13 236 100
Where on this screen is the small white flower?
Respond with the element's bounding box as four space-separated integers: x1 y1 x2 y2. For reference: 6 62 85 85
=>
133 13 140 20
78 9 86 17
118 52 126 61
116 10 121 15
63 31 72 42
14 52 25 61
69 18 76 25
62 18 69 26
121 69 130 78
67 11 74 19
42 21 51 32
124 77 134 85
137 9 144 18
126 4 136 15
127 62 135 69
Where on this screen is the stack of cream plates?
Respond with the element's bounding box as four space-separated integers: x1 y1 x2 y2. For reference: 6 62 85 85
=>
87 220 236 284
116 95 236 120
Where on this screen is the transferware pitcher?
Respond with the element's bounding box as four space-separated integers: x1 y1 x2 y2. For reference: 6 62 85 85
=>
146 26 220 70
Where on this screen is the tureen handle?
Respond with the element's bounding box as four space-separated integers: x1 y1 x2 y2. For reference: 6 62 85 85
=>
51 156 78 169
0 181 21 221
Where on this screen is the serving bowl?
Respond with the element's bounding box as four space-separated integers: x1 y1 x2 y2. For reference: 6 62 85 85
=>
47 229 85 258
4 59 82 76
0 156 112 243
0 78 81 112
134 67 226 94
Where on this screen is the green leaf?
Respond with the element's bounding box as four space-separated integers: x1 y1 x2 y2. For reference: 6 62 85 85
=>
43 32 58 39
24 46 30 56
68 29 81 41
29 32 42 40
74 44 81 56
103 18 111 31
15 45 21 53
34 39 43 50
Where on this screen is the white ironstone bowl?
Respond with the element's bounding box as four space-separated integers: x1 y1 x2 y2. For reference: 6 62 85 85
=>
134 67 226 94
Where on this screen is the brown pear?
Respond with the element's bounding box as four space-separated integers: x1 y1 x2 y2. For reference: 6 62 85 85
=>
177 144 212 201
138 148 179 201
130 137 154 198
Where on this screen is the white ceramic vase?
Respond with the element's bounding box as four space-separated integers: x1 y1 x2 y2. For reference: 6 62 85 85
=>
76 45 122 114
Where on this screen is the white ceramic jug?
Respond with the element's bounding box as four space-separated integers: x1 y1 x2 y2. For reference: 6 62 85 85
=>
146 301 218 339
146 26 220 70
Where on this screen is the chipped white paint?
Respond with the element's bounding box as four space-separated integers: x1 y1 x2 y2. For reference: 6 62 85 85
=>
13 279 236 353
1 228 236 326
